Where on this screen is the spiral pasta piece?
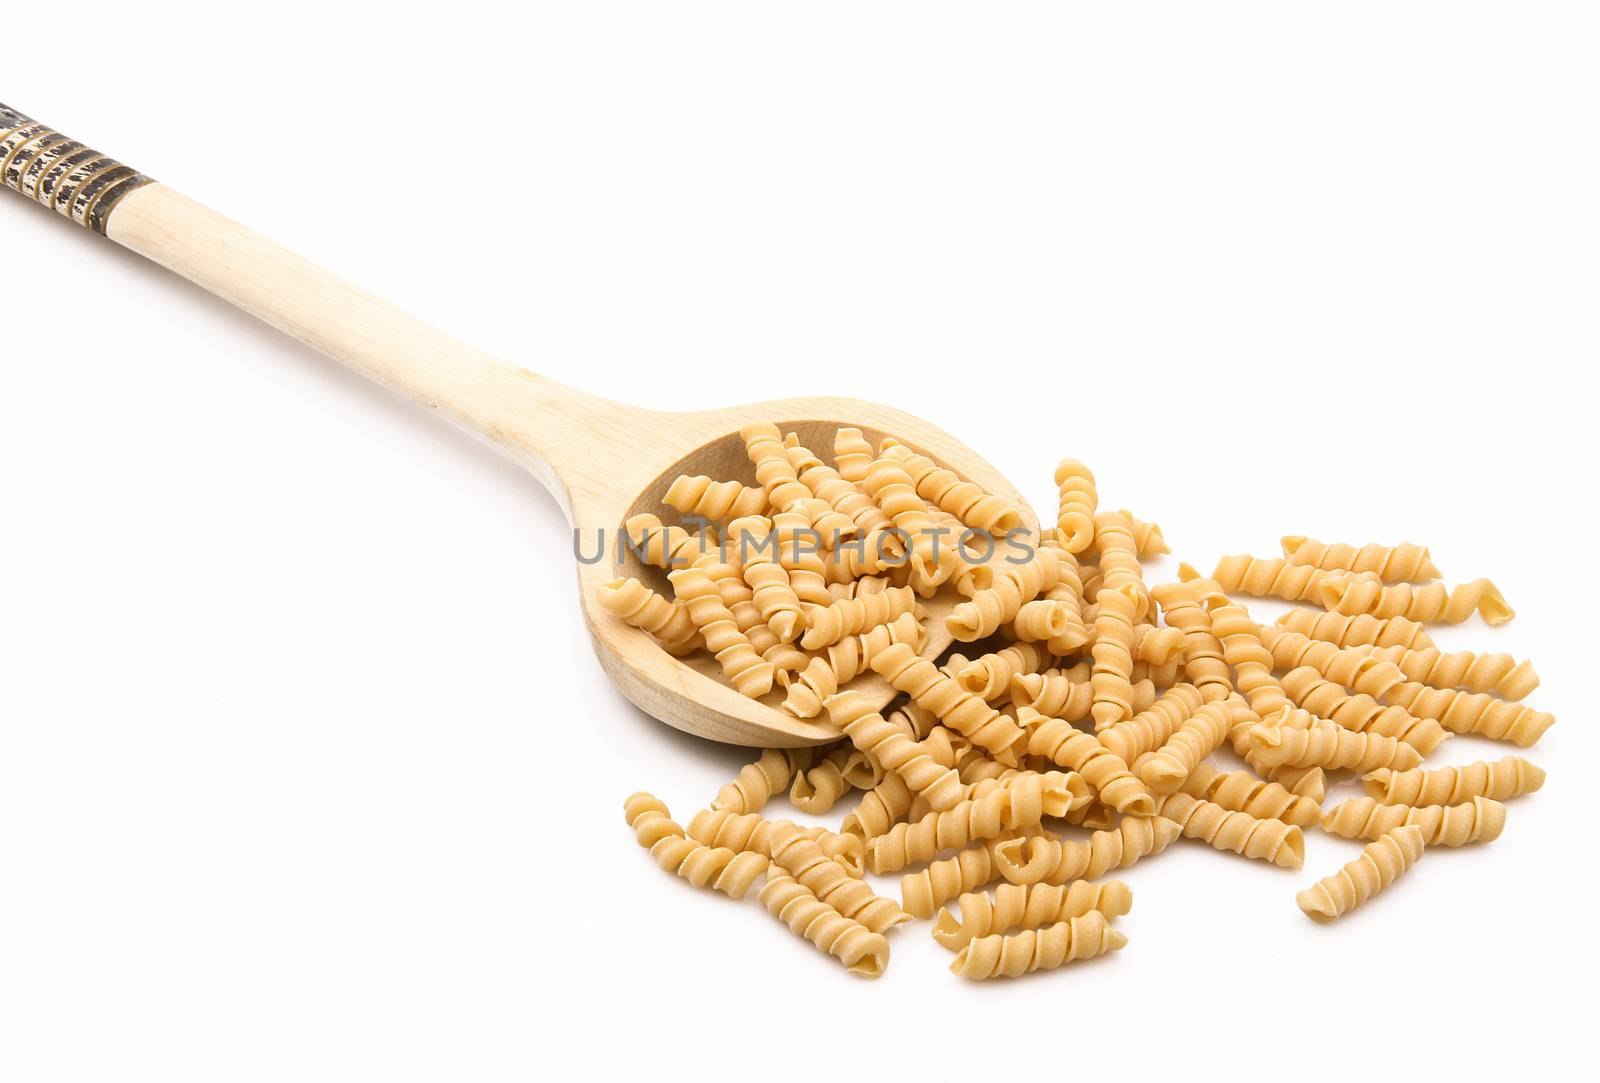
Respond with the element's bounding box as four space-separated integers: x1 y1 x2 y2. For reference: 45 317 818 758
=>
624 512 716 570
1138 698 1250 794
880 441 1024 536
933 880 1133 951
1360 644 1540 701
1279 666 1450 755
1317 572 1515 626
760 869 890 978
768 821 909 933
860 453 959 593
776 438 857 540
1095 511 1150 614
742 423 828 526
1364 756 1545 806
1090 583 1142 728
1156 792 1305 868
956 643 1051 702
669 565 776 697
1258 625 1407 700
712 749 801 813
663 474 768 522
995 817 1181 886
827 689 966 813
1322 795 1507 847
946 550 1063 641
790 748 853 814
782 611 923 718
844 773 914 841
1011 663 1093 719
1150 580 1231 704
1280 536 1440 582
1209 555 1333 603
623 793 769 899
1275 608 1435 650
1296 826 1426 923
1188 587 1287 716
833 426 873 483
870 642 1027 759
1179 762 1322 827
865 771 1090 874
950 911 1126 980
597 577 701 653
687 809 865 875
1245 713 1423 773
1052 459 1098 553
1021 707 1155 815
799 584 919 650
1008 600 1074 644
1087 511 1168 559
1383 682 1555 747
796 460 885 543
899 834 1024 918
1099 683 1205 763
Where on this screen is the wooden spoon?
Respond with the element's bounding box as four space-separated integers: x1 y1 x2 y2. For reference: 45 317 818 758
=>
2 103 1036 747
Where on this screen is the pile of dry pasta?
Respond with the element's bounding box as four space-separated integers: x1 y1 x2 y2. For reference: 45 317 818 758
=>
606 423 1551 979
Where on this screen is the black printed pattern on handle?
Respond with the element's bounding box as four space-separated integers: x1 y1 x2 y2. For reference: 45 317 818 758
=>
1 102 154 234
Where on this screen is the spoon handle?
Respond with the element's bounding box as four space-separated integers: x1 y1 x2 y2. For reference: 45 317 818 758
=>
1 101 598 505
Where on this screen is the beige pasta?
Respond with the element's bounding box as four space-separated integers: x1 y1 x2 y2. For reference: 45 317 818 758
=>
995 816 1182 886
1383 682 1555 747
1246 712 1424 774
789 748 852 813
865 771 1090 874
843 773 914 841
687 809 865 875
1322 795 1507 847
1052 459 1098 553
760 869 890 978
597 577 701 653
1360 643 1540 701
1150 580 1231 703
1094 511 1150 619
1089 511 1168 559
1138 698 1249 794
1011 663 1094 719
1208 555 1332 603
1363 756 1546 806
1193 590 1287 716
742 423 828 525
956 642 1051 702
1279 666 1451 754
624 793 769 899
782 611 923 718
899 833 1025 918
663 474 768 521
932 880 1134 951
880 441 1024 536
1280 536 1440 582
1275 607 1435 650
827 690 965 812
870 641 1027 759
623 512 715 570
1179 762 1322 828
1317 572 1515 626
1296 826 1426 923
1156 792 1305 869
950 911 1126 980
800 584 919 650
860 453 959 592
712 749 802 814
832 426 874 483
668 565 776 697
1021 707 1155 815
768 821 910 933
1090 583 1142 728
1258 625 1407 700
1099 683 1206 764
947 550 1063 640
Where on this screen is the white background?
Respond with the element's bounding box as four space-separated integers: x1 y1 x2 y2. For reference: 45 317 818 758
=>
2 3 1596 1079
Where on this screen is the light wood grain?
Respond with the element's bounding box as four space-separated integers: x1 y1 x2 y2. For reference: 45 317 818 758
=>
100 183 1036 746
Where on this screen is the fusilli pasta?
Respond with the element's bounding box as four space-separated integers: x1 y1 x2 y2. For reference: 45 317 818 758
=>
1296 826 1426 923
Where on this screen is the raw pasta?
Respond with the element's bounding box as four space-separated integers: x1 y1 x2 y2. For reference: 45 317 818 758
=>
949 911 1126 980
1258 625 1408 700
1098 683 1205 763
1317 572 1515 626
597 577 701 654
1359 644 1539 701
1090 583 1142 727
956 643 1051 701
899 834 1025 918
870 641 1027 759
1021 706 1155 815
1208 555 1331 603
932 880 1134 951
1137 698 1250 794
1150 579 1231 703
865 771 1089 874
1296 826 1426 923
624 793 769 899
1156 792 1305 869
768 821 910 933
995 817 1182 886
1279 536 1440 582
1363 756 1545 806
1275 607 1435 650
826 690 965 812
760 869 890 978
1052 459 1097 553
1179 762 1322 828
1321 795 1507 847
663 474 767 521
947 550 1062 640
1279 666 1451 755
881 440 1024 536
1383 682 1555 747
1246 712 1424 773
668 565 776 697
